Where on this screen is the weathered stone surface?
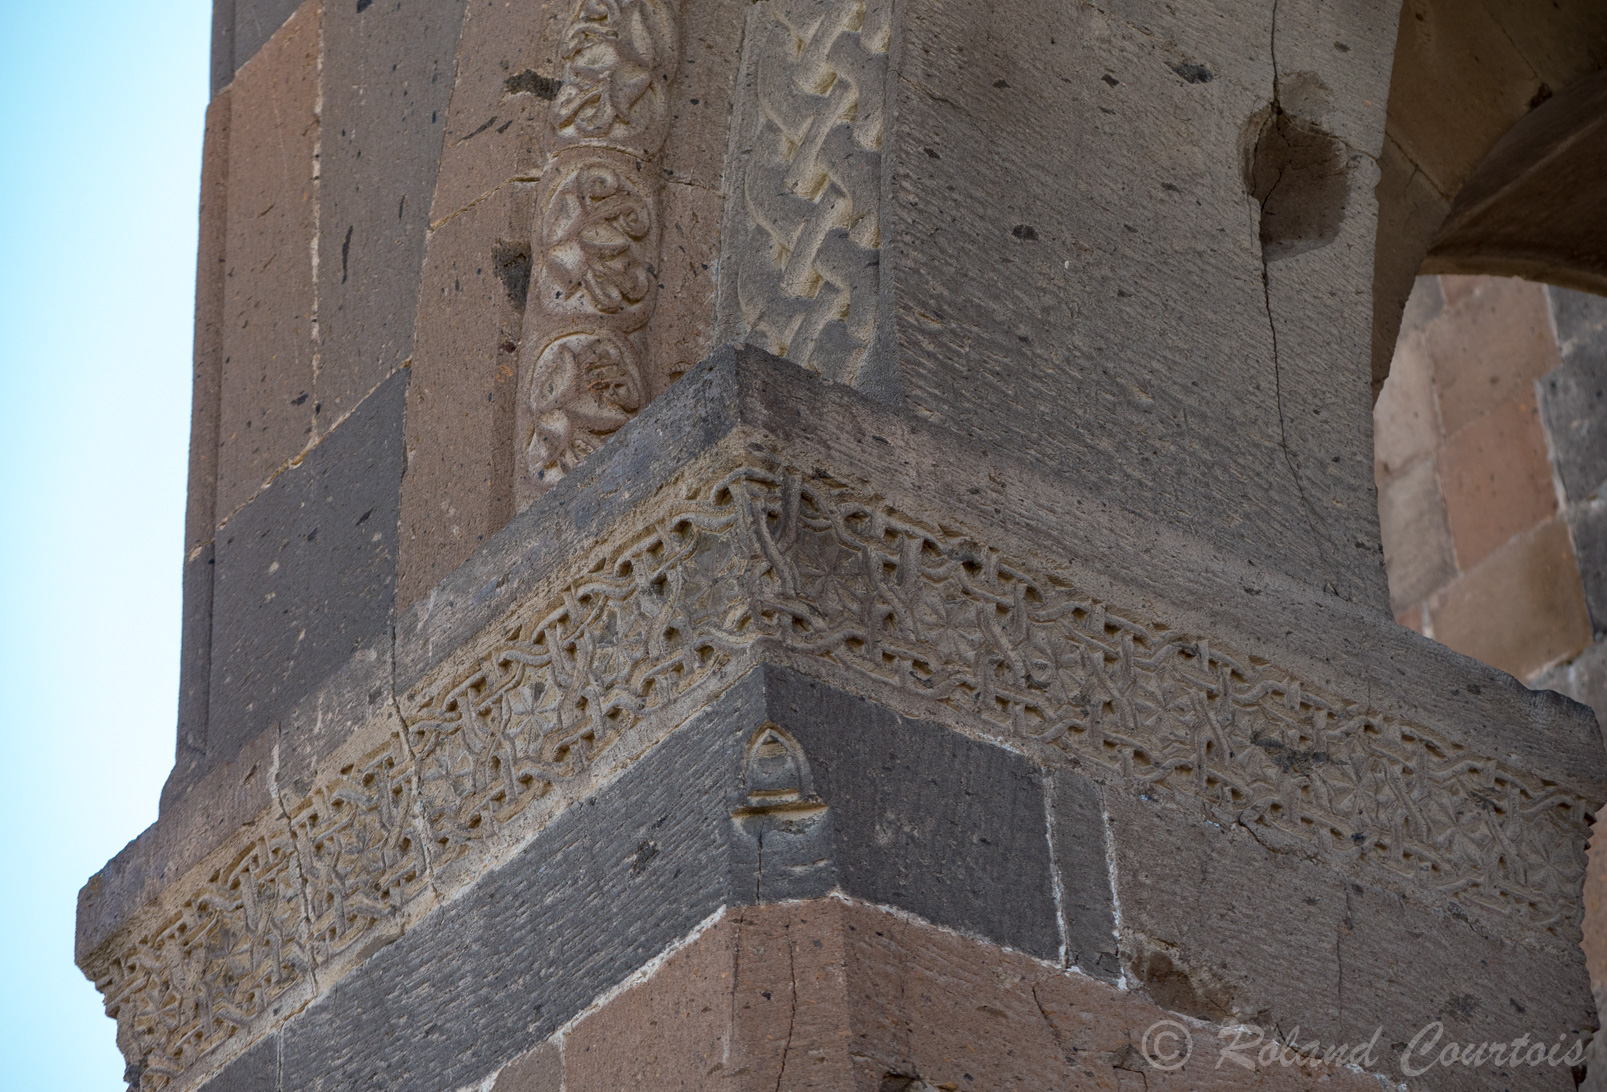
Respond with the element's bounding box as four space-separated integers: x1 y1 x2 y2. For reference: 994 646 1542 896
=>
1377 454 1457 614
230 0 306 86
396 182 531 607
884 0 1390 610
197 1031 279 1092
1440 395 1557 570
1049 772 1120 981
1106 786 1596 1075
217 1 319 518
761 669 1062 959
1541 286 1607 506
178 89 233 768
491 1043 562 1092
1373 321 1441 479
1426 276 1559 438
316 0 466 424
209 371 406 771
1430 515 1592 680
426 0 556 225
1571 498 1607 635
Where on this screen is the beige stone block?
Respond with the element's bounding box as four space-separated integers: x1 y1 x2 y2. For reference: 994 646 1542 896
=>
1378 454 1457 614
1387 0 1544 199
648 179 725 394
1430 515 1592 680
1373 325 1439 478
217 0 320 518
1369 140 1449 397
1441 395 1557 571
1427 274 1561 436
658 0 749 191
428 0 560 225
397 182 532 607
493 1043 562 1092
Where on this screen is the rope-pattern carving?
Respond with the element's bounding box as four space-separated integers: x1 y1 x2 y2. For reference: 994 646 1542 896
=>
728 0 891 383
520 0 680 499
86 460 1594 1089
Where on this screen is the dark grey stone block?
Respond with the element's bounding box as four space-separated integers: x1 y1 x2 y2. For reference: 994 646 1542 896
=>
211 0 236 96
197 1031 279 1092
208 371 407 773
315 0 466 420
1570 499 1607 635
1542 287 1607 505
277 669 753 1092
761 669 1062 960
1049 771 1120 980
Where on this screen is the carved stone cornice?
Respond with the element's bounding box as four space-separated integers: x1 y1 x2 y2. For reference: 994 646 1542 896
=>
84 442 1597 1090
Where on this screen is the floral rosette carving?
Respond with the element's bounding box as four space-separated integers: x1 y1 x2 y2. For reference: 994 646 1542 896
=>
553 0 678 153
526 331 645 480
538 159 659 328
520 0 680 499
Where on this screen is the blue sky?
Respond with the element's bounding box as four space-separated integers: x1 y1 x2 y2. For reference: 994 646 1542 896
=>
0 0 210 1086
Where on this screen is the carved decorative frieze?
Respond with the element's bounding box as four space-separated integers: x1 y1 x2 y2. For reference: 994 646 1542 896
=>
87 459 1594 1089
520 0 681 498
724 0 891 383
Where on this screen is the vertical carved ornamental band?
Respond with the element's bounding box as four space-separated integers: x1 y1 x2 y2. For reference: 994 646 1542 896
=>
725 0 891 384
521 0 681 499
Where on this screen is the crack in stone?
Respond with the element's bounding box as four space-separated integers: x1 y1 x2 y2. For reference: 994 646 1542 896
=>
775 930 799 1092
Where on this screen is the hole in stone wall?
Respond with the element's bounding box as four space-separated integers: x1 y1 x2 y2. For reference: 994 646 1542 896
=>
1243 106 1350 261
493 240 533 308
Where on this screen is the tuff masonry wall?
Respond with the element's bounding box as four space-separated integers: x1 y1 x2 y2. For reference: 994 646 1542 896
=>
82 2 1607 1091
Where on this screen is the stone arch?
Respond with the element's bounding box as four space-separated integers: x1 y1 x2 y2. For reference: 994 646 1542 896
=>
1370 0 1607 397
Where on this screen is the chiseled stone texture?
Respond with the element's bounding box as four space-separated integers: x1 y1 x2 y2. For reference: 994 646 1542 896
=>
216 0 319 519
884 0 1392 611
560 899 1401 1092
397 181 531 606
1107 786 1596 1071
315 0 466 425
207 371 407 777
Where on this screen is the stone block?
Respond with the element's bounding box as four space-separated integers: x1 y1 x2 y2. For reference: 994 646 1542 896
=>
492 1043 562 1092
211 0 237 96
1377 454 1457 613
763 669 1062 960
1427 276 1560 438
196 1030 279 1092
217 1 320 517
231 0 308 92
1441 395 1558 571
189 91 230 555
316 0 467 425
648 179 723 388
884 0 1389 610
658 0 750 191
209 371 407 771
1374 324 1440 479
1371 147 1450 397
396 182 532 607
1430 516 1592 681
426 0 557 224
1570 497 1607 634
1540 286 1607 505
1049 771 1120 981
1105 786 1596 1062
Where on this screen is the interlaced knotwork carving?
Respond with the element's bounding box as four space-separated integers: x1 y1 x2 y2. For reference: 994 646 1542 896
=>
87 461 1594 1089
520 0 681 500
728 0 891 383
